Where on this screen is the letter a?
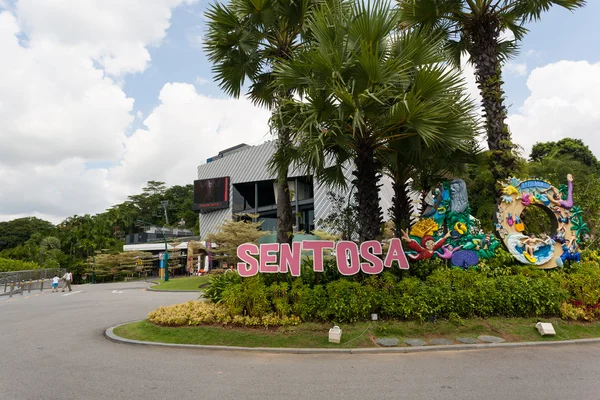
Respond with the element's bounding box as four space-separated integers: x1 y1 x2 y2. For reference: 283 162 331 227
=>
384 238 409 270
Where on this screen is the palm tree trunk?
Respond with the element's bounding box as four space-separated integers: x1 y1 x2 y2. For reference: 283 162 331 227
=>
469 18 516 197
354 139 383 242
275 128 294 246
391 171 411 237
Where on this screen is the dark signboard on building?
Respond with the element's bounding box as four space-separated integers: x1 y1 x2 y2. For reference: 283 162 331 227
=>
193 177 230 213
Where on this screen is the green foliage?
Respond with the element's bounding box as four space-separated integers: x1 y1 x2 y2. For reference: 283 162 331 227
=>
324 280 375 323
404 257 445 280
552 261 600 307
530 138 599 170
199 260 580 323
0 217 55 250
0 257 40 272
222 276 271 318
206 216 268 266
290 281 328 321
204 271 242 303
86 250 153 281
147 301 300 327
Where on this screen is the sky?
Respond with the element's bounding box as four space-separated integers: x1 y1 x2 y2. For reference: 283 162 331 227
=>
0 0 598 224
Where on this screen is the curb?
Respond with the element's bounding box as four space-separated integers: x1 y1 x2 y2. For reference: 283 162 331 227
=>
146 287 202 293
145 280 205 293
104 322 600 354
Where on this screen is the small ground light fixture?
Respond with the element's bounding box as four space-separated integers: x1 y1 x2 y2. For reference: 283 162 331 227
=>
371 313 378 321
329 325 342 343
535 322 556 336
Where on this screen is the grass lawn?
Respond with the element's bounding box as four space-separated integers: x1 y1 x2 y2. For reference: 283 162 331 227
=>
150 275 211 291
113 317 600 348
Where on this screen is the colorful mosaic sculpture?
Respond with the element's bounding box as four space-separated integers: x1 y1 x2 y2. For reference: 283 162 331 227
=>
495 174 585 269
402 179 500 268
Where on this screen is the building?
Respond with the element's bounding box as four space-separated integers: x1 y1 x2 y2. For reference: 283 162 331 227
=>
195 141 396 240
123 226 213 275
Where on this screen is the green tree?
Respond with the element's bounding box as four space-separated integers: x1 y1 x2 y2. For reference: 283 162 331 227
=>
204 0 317 245
530 138 599 171
275 0 478 240
206 214 268 267
399 0 586 198
164 184 198 232
0 217 55 250
87 250 153 282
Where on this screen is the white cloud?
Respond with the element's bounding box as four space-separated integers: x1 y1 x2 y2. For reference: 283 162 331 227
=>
507 60 600 159
0 1 273 224
106 83 270 200
16 0 199 75
0 12 133 166
504 62 528 77
195 76 209 85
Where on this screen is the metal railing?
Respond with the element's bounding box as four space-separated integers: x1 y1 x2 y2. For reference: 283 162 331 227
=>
0 268 66 297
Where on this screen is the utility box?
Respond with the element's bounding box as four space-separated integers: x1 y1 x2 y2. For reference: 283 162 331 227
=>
536 322 556 336
329 326 342 343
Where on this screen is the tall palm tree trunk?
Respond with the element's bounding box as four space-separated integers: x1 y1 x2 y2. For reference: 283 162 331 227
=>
275 128 294 246
391 168 412 237
354 138 383 241
469 17 516 196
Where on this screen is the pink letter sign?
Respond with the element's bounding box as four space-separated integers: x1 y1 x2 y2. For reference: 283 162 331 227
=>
259 243 279 273
302 241 335 272
360 240 384 274
384 238 409 270
280 242 302 277
237 243 259 277
236 239 409 276
336 241 360 276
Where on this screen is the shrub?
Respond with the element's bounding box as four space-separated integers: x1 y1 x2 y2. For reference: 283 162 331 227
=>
204 270 242 303
222 276 270 318
324 280 374 323
189 255 600 323
147 300 300 327
290 281 328 321
269 282 291 317
0 258 40 272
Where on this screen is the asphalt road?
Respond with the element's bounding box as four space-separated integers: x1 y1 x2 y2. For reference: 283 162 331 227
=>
1 281 600 400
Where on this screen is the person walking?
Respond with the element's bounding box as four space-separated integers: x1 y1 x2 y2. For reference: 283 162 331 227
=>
51 275 60 293
62 270 73 292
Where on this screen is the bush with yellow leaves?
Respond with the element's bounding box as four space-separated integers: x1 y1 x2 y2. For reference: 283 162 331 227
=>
147 300 300 327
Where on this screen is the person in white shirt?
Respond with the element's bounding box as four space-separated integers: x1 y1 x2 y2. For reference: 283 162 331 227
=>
62 271 73 292
52 275 60 293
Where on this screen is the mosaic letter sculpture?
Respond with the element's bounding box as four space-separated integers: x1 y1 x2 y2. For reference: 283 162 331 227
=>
495 175 586 269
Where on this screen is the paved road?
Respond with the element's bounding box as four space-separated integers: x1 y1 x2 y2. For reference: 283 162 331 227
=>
1 281 600 400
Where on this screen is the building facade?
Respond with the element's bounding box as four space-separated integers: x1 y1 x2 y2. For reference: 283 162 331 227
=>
196 141 397 240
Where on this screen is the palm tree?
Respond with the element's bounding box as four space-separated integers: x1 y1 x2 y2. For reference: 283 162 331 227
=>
204 0 317 245
398 0 586 197
275 0 479 241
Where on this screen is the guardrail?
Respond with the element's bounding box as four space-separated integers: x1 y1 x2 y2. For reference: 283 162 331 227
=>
0 268 66 298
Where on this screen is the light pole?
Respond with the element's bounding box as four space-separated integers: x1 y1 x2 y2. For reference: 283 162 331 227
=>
137 220 169 282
